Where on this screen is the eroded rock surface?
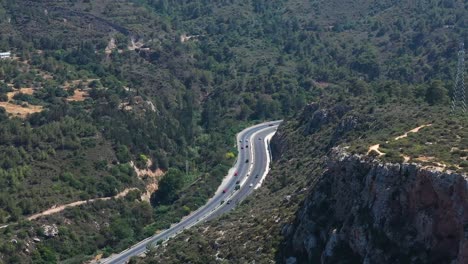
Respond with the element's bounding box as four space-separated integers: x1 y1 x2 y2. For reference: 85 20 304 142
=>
282 148 468 264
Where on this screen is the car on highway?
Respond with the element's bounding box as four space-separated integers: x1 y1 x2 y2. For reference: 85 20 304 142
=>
246 145 248 148
258 137 262 140
241 146 244 149
227 200 232 204
234 172 238 176
255 174 259 178
97 121 280 263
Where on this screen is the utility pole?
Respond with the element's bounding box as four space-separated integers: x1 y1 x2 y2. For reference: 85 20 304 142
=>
451 42 466 114
185 151 189 176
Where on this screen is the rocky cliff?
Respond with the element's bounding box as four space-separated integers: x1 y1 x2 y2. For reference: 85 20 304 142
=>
281 148 468 264
134 101 466 264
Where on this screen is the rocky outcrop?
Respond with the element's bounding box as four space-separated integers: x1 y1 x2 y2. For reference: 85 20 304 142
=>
270 124 289 161
281 148 468 264
272 102 360 162
42 224 59 238
300 103 352 135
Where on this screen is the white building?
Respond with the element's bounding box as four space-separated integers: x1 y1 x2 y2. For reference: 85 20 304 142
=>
0 52 11 59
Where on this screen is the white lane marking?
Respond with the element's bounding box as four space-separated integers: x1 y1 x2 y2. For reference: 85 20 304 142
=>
124 126 275 258
179 126 277 230
100 122 281 263
162 127 278 235
239 139 253 187
254 131 275 189
239 126 275 187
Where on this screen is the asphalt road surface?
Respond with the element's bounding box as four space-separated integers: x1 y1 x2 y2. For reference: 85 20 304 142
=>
99 120 281 264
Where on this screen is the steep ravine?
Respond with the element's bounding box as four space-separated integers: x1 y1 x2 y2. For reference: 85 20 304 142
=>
281 148 468 264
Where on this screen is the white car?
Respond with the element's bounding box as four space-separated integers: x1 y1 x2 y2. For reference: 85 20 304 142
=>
249 183 253 187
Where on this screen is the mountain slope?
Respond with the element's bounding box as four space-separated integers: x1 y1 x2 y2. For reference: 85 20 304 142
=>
0 0 465 263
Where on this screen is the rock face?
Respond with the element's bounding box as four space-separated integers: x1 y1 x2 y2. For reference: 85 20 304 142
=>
270 124 289 161
272 102 358 162
42 224 59 238
281 148 468 264
300 103 352 135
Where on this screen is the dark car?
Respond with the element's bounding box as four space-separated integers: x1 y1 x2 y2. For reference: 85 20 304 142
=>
234 172 238 176
223 189 227 193
227 200 232 204
255 174 259 178
246 145 248 148
236 180 240 184
245 159 249 163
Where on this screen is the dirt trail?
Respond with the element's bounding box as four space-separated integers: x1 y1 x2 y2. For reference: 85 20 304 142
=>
27 188 138 221
402 155 411 162
395 124 432 140
367 124 432 158
367 144 385 156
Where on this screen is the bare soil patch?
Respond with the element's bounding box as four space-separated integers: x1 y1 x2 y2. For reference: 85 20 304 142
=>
130 159 164 202
0 88 44 118
0 102 43 118
7 87 35 99
67 89 89 102
367 144 385 156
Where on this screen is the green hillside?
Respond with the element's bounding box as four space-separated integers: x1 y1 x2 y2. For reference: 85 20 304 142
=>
0 0 465 262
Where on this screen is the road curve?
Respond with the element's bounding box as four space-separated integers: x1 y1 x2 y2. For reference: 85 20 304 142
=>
99 120 282 264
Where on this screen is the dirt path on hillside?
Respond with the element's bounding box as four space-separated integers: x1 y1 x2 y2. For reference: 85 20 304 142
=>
395 124 432 140
367 124 432 156
27 188 138 220
367 144 385 156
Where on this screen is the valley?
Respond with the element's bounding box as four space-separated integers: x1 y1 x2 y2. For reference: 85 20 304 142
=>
0 0 465 263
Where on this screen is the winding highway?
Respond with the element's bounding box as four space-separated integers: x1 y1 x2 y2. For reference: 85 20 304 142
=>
99 120 281 264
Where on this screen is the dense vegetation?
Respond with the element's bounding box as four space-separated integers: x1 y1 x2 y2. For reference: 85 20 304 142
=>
0 0 465 262
133 0 466 263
